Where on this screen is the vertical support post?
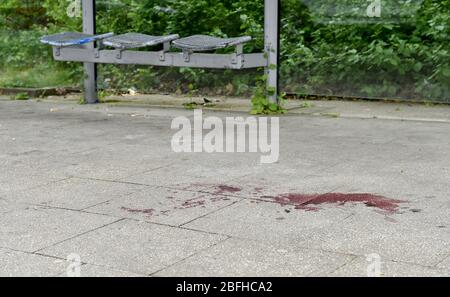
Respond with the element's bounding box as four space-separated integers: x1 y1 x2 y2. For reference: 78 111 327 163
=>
82 0 98 104
264 0 280 103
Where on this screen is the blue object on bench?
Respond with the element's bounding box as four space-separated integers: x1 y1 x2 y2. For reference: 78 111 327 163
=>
40 32 114 47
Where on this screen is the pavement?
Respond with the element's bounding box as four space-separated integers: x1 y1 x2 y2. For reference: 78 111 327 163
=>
0 94 449 277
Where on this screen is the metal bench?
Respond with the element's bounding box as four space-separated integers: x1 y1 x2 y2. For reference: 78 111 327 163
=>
41 31 264 69
101 33 180 59
40 0 280 104
40 32 114 47
102 33 180 49
172 35 252 52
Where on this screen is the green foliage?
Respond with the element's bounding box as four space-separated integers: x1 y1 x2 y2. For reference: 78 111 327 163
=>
0 0 47 30
251 75 286 115
0 29 50 69
78 97 87 105
11 92 29 100
0 59 81 88
280 0 450 101
0 0 449 102
182 102 200 110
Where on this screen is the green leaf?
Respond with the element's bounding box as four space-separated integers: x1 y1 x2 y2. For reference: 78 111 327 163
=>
413 62 423 72
442 67 450 77
268 103 279 112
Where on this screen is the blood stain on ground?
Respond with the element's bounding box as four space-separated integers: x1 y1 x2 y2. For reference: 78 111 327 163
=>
120 187 237 217
121 207 155 216
214 185 242 195
269 193 405 213
180 198 206 209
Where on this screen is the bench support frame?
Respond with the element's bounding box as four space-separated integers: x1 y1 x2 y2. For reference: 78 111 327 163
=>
82 0 98 103
76 0 279 104
54 48 267 69
264 0 280 103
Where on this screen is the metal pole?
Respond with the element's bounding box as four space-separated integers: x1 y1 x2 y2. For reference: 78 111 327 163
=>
82 0 98 103
264 0 280 103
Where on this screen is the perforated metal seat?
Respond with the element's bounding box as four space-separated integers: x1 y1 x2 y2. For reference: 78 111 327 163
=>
172 35 252 52
40 32 114 47
103 33 180 49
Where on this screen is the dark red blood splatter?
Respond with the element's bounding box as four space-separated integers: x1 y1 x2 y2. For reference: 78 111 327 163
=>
121 207 155 216
181 198 206 209
271 193 404 213
215 185 242 195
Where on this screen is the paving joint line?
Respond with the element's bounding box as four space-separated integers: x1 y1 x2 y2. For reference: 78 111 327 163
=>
431 253 450 268
325 256 359 276
178 200 242 228
32 218 125 254
148 236 232 277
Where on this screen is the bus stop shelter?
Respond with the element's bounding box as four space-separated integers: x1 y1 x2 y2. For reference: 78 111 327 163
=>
44 0 280 104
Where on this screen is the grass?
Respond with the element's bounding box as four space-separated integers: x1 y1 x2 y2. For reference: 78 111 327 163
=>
0 64 79 89
11 92 29 100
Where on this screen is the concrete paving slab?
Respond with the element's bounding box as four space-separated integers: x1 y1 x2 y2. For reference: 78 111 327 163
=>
0 248 67 277
0 177 65 198
279 118 449 169
280 117 399 146
85 186 240 226
288 212 450 267
155 238 355 277
330 256 450 277
40 219 228 275
0 205 118 252
8 177 145 210
0 99 449 276
120 154 262 189
417 203 450 228
345 205 450 237
183 199 351 244
57 264 146 277
0 155 66 187
437 255 450 271
0 198 22 215
59 144 176 181
46 117 172 149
